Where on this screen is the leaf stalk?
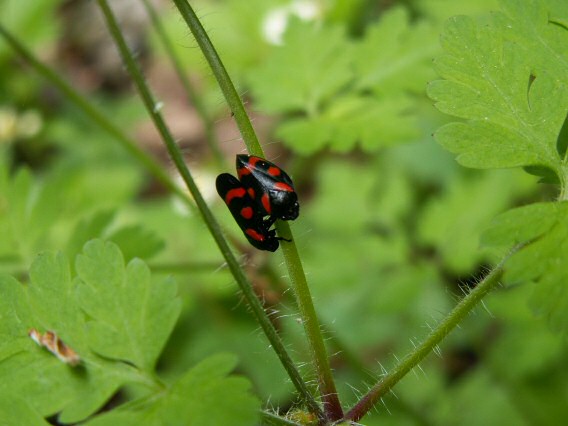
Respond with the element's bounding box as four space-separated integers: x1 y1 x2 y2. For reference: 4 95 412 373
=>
345 246 521 422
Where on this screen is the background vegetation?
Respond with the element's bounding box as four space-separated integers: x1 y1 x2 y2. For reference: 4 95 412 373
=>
0 0 566 424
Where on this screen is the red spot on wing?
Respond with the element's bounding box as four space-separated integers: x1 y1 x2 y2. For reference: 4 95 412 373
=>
225 187 246 204
240 206 254 219
261 193 271 214
239 156 261 178
237 167 251 179
273 182 294 192
247 188 255 198
246 228 265 241
248 156 262 167
267 166 281 176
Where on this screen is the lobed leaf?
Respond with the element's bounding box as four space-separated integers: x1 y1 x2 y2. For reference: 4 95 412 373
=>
352 8 438 94
0 241 182 422
107 224 165 261
76 239 181 371
65 210 116 259
0 275 33 360
28 252 82 337
0 252 132 423
483 202 568 333
85 354 260 426
65 210 165 262
428 0 568 180
0 394 51 426
248 8 439 154
247 21 352 114
276 95 419 154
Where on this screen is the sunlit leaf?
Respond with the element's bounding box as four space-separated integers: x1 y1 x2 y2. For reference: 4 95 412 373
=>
85 354 259 426
483 202 568 333
428 0 568 177
76 240 180 371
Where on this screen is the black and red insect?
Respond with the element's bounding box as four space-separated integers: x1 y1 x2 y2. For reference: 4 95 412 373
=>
216 155 299 251
216 173 281 251
236 155 299 224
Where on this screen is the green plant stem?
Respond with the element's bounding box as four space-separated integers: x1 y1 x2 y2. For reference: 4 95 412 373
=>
276 222 343 421
96 0 321 418
345 247 519 422
139 0 224 167
0 23 192 210
172 0 343 420
171 0 263 157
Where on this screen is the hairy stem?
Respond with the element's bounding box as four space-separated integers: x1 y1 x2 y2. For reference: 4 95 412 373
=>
345 246 520 422
171 0 263 157
277 222 343 421
172 0 343 420
97 0 320 416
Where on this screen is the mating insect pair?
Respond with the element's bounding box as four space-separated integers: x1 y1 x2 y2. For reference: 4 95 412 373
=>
216 155 299 252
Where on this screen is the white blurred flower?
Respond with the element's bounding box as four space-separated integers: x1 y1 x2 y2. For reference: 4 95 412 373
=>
0 107 42 143
262 0 321 45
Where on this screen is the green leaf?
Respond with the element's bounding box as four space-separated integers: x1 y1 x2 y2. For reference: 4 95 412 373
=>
248 8 440 154
76 239 181 371
66 211 165 262
0 252 133 423
65 210 116 259
0 275 33 360
418 169 534 273
417 0 500 23
276 95 420 154
107 224 165 261
428 0 568 180
0 394 51 426
352 8 438 94
0 348 130 423
248 21 352 114
85 354 260 426
483 202 568 333
28 252 82 336
0 167 45 263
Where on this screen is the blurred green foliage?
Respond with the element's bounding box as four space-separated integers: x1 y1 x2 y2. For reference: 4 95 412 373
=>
0 0 567 425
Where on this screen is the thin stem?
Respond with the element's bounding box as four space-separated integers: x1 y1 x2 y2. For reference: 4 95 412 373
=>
139 0 225 167
172 1 342 420
0 23 192 210
345 245 521 422
171 0 263 157
96 0 320 417
277 222 343 421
